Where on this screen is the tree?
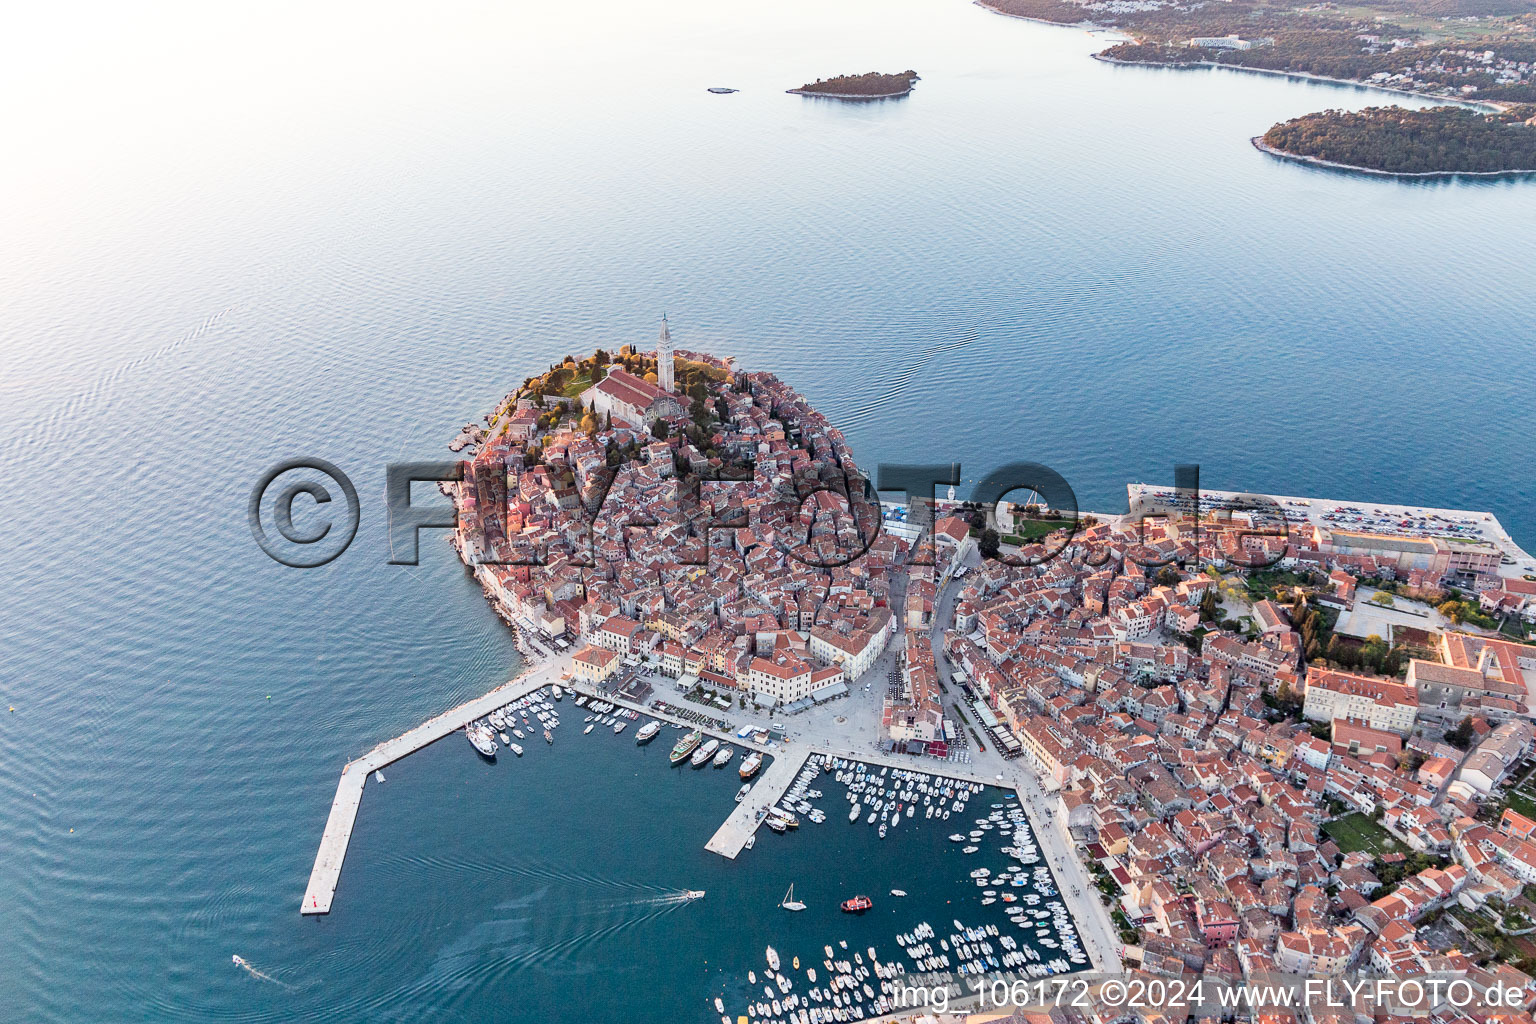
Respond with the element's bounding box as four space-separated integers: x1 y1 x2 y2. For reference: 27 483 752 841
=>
1445 716 1476 750
651 418 670 440
1199 589 1219 623
978 528 1001 559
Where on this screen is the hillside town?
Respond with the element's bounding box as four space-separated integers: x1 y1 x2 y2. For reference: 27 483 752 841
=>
449 331 1536 1013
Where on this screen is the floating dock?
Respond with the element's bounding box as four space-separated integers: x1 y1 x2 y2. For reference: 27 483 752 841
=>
300 668 557 915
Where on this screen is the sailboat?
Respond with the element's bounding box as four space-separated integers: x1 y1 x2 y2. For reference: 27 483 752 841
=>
780 883 806 912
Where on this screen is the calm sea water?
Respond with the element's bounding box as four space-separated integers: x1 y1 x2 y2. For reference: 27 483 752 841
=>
3 0 1534 1020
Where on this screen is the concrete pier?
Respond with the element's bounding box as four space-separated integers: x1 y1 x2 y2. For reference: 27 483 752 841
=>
705 747 810 858
300 667 559 915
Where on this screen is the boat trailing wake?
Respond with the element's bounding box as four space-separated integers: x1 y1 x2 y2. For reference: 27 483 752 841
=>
232 955 292 988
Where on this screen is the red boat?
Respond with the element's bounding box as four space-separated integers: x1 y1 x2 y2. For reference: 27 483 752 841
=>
840 895 872 913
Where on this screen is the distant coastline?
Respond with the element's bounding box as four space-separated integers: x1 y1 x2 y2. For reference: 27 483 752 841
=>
1090 52 1504 114
976 0 1533 180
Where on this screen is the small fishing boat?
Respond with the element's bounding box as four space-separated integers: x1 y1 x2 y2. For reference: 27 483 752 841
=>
840 895 872 914
584 724 594 734
509 743 523 756
543 728 553 744
890 889 907 897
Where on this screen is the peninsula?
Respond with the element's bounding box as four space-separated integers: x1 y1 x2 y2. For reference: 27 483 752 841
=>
789 70 919 98
304 321 1536 1012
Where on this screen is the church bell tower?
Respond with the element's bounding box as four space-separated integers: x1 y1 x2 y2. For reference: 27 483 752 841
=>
657 315 674 393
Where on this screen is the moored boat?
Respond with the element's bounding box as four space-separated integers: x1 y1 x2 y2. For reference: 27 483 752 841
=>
670 728 703 765
465 724 497 760
739 750 763 779
691 737 720 767
636 720 661 744
712 744 733 768
840 895 872 914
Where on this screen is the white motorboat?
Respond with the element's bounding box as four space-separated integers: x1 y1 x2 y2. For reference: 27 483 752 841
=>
691 738 720 767
465 724 496 759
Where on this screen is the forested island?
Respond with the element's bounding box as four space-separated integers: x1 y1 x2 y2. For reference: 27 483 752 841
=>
1258 104 1536 175
789 71 920 98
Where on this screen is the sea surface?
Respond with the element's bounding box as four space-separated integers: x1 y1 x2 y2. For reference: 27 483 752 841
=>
3 0 1534 1021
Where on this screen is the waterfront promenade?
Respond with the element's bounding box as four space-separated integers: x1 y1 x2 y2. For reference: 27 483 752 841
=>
300 660 566 915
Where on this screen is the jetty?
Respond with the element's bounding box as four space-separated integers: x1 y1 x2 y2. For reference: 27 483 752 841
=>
705 747 810 858
300 667 557 915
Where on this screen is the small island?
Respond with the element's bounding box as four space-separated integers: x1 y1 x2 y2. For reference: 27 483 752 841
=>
789 70 919 99
1257 105 1536 178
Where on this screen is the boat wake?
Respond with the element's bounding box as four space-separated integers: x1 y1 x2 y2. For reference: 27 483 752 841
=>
232 954 292 988
608 889 704 909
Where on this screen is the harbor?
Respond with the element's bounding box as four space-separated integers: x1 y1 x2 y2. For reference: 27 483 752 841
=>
301 666 563 914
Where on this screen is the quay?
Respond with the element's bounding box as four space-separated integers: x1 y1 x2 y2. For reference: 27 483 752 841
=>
300 665 559 915
704 747 810 858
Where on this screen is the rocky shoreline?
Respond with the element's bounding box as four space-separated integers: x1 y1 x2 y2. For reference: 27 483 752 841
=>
1249 135 1536 180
